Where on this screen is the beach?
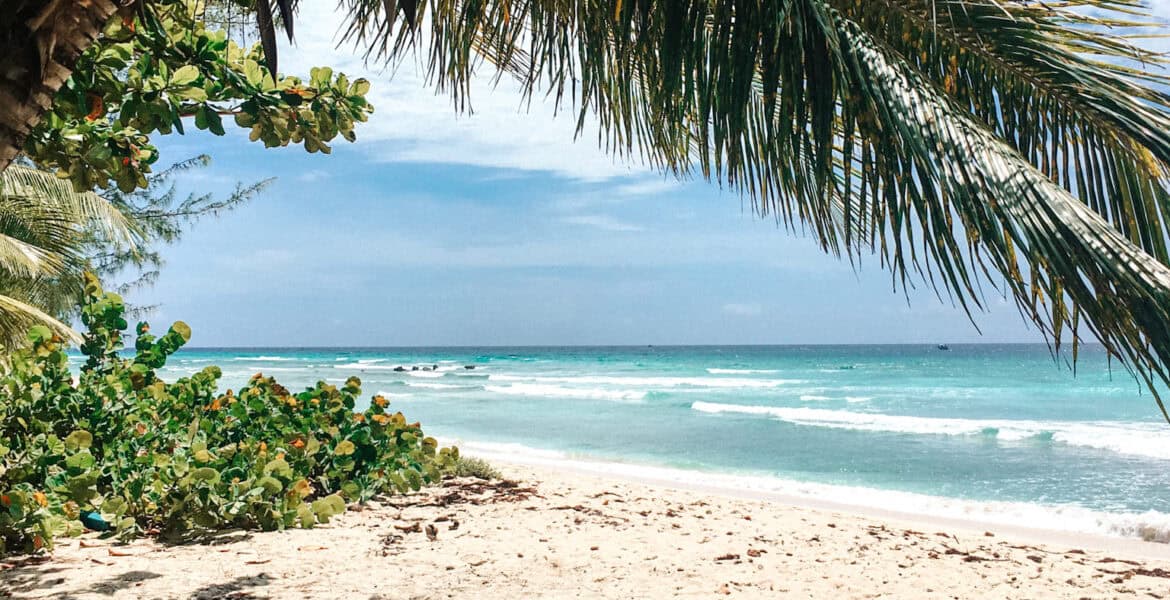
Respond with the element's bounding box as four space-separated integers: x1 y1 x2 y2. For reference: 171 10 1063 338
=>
5 460 1170 599
7 2 1170 596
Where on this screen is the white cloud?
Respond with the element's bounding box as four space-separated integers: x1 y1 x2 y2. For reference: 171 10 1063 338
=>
614 178 682 196
278 6 650 181
722 302 763 317
296 169 330 182
560 215 645 232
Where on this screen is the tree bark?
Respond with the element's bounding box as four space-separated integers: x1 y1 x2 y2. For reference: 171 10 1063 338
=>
0 0 122 174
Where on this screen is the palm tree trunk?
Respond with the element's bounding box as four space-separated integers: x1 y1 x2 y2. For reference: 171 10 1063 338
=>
0 0 122 174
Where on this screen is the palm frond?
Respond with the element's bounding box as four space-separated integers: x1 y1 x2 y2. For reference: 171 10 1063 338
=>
0 231 63 278
835 0 1170 265
0 165 141 349
337 0 1170 413
0 293 82 346
826 10 1170 418
1 165 140 251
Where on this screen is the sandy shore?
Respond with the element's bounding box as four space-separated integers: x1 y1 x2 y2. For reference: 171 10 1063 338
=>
4 461 1170 599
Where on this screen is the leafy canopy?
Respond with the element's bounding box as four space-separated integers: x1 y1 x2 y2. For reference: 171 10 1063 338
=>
23 0 373 193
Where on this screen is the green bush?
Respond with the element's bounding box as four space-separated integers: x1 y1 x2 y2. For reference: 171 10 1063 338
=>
451 457 502 480
0 274 457 555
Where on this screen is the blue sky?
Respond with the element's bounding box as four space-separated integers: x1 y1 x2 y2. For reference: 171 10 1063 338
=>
125 4 1167 347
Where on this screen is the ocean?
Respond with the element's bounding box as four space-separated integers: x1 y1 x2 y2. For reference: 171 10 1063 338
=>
134 344 1170 542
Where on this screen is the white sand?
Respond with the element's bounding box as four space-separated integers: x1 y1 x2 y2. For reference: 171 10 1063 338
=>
3 461 1169 599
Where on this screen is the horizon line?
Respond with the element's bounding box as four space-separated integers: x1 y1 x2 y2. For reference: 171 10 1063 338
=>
177 342 1099 350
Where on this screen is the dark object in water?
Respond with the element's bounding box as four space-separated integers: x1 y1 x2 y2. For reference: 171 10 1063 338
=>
80 510 111 532
394 366 406 372
412 366 419 371
937 344 951 351
464 365 476 370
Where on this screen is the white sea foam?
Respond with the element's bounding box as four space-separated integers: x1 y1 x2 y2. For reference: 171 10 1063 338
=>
706 368 780 374
485 383 646 403
407 370 446 378
233 355 296 361
405 382 466 390
234 366 301 372
333 362 433 372
452 439 1170 542
335 362 387 370
691 402 1170 460
845 396 873 403
799 395 832 402
487 374 803 388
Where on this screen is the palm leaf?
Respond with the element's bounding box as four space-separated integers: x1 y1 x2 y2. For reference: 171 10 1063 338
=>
337 0 1170 413
1 165 139 251
0 231 62 278
0 165 140 348
0 293 82 346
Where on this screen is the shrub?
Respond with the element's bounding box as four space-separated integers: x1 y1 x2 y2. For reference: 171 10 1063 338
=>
0 274 458 555
451 457 502 480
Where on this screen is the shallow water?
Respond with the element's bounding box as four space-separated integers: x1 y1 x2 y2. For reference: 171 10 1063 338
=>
126 344 1170 541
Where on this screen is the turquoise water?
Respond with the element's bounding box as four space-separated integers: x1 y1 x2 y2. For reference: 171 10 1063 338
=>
143 345 1170 540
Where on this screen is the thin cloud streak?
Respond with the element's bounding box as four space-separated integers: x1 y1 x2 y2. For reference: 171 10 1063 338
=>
560 215 646 232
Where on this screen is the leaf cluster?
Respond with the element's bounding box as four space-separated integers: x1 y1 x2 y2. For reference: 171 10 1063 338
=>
24 0 373 193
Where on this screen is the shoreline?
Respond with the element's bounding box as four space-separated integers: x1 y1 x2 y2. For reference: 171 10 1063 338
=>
503 454 1170 559
453 439 1170 557
5 459 1170 599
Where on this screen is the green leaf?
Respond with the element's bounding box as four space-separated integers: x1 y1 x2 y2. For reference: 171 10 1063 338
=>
172 86 208 102
349 79 371 96
26 325 52 344
194 106 209 130
243 60 264 87
204 110 225 136
170 65 200 86
65 450 96 470
64 430 94 451
263 458 292 479
190 467 221 483
257 476 283 495
333 440 355 456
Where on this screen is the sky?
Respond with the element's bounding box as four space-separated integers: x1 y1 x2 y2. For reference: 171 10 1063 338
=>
127 2 1170 348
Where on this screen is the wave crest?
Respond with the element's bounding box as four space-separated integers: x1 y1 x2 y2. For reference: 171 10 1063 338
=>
691 402 1170 460
485 383 646 403
488 374 803 388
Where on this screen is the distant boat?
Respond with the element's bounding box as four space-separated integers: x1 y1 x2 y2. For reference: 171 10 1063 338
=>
937 344 951 351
